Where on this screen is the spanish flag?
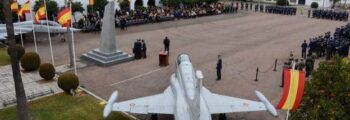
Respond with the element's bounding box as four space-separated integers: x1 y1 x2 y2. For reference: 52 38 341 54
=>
11 0 19 13
18 1 31 18
89 0 95 5
276 69 305 111
56 8 71 27
34 6 46 23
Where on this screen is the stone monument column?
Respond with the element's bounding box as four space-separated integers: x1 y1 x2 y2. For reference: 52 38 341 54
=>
82 1 134 66
99 1 116 53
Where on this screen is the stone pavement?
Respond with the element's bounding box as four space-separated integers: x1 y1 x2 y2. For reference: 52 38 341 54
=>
24 12 345 120
0 65 62 109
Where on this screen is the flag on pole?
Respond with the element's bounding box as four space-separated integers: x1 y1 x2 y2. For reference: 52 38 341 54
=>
89 0 95 5
56 8 72 27
276 69 306 111
34 5 46 23
18 1 31 18
10 0 19 12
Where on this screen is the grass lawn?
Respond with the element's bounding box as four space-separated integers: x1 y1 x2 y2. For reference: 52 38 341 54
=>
0 47 10 66
0 93 132 120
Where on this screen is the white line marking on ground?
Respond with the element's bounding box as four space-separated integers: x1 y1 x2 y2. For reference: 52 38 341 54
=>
109 68 166 86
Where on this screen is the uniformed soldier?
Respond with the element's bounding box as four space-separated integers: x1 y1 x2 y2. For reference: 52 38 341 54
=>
216 55 222 81
301 40 308 58
305 54 313 77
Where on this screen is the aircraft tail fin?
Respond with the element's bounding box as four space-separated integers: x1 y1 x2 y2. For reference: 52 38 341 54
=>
103 91 118 118
255 91 278 117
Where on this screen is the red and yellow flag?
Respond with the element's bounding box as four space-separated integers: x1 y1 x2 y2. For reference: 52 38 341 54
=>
34 5 46 23
18 1 31 18
11 0 19 13
89 0 95 5
276 69 305 111
56 8 71 27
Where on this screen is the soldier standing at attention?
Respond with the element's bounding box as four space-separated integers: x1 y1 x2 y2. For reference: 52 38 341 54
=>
141 39 147 58
216 55 222 81
301 40 308 58
163 37 170 52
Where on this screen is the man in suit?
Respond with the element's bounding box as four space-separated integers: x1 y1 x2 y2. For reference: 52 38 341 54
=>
216 55 222 81
163 37 170 52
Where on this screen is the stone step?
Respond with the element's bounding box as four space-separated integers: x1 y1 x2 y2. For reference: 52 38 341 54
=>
91 49 123 57
82 53 134 66
86 51 129 61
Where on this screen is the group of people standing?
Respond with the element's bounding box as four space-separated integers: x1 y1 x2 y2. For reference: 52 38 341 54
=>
306 24 350 61
312 9 349 21
133 39 147 59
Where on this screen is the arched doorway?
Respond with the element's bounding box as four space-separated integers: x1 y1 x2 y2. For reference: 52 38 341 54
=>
135 0 143 7
148 0 155 6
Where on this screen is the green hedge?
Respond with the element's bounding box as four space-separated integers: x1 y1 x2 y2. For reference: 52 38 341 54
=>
20 52 40 71
58 73 79 94
39 63 55 80
7 44 25 60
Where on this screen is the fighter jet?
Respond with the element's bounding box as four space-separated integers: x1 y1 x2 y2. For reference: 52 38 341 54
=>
0 20 80 40
104 54 278 120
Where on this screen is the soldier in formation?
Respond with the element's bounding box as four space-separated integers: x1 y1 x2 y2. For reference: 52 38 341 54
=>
265 6 297 15
312 9 349 21
308 24 350 60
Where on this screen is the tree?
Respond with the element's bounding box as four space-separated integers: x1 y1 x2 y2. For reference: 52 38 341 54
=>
87 0 108 14
276 0 289 6
292 56 350 119
72 2 84 13
118 0 130 10
33 0 59 21
332 0 341 8
71 2 84 22
2 0 30 120
0 2 18 24
160 0 181 7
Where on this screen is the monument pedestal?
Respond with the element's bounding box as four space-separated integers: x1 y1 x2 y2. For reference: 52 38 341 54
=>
82 49 134 66
81 1 134 66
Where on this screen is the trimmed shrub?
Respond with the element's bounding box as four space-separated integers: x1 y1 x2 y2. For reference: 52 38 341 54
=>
39 63 55 80
7 44 25 59
311 2 318 9
20 52 40 71
57 73 79 94
276 0 289 6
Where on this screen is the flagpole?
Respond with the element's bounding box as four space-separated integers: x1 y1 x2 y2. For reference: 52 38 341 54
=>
29 1 38 53
70 1 77 75
17 15 24 47
44 0 55 66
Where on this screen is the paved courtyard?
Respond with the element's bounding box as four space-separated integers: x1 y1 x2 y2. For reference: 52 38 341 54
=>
24 11 345 119
0 65 62 109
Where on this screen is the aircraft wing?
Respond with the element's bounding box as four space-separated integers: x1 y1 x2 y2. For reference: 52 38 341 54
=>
108 87 175 115
0 33 6 40
0 27 33 40
202 88 278 116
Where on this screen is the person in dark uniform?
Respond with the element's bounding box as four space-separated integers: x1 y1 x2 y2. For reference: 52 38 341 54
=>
163 37 170 52
141 39 147 58
305 54 313 77
301 40 308 58
133 40 137 58
216 55 222 81
135 39 142 59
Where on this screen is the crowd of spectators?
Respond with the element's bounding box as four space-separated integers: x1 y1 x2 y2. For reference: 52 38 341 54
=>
114 3 238 28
